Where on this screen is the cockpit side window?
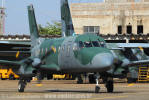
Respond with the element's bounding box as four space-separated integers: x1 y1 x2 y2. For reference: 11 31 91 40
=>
84 42 92 47
79 41 84 48
92 41 100 47
99 41 106 47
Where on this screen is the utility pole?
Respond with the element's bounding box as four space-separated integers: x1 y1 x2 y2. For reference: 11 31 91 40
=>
0 0 5 35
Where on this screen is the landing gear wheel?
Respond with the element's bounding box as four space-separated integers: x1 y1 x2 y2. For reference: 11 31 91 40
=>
77 75 83 84
77 78 83 84
89 74 96 84
106 80 113 93
18 80 26 92
94 73 100 93
95 86 100 93
9 74 15 80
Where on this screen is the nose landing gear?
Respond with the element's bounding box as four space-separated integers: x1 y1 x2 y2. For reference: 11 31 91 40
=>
95 73 100 93
18 80 27 92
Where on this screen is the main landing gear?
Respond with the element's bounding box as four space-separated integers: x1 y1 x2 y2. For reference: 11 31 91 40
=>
94 73 114 93
95 73 100 93
18 80 27 92
77 75 83 84
18 77 32 92
105 77 114 93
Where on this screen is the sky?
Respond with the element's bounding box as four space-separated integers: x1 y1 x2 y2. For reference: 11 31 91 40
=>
2 0 103 35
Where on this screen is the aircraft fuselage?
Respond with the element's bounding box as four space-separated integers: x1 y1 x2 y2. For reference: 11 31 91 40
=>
31 34 114 73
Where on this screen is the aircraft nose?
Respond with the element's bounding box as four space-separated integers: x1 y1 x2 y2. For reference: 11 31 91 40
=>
91 53 114 68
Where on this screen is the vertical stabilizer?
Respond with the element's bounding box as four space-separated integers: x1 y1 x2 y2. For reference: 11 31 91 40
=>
61 0 74 37
28 5 39 45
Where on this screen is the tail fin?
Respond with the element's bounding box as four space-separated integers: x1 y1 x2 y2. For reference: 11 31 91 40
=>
28 5 39 44
61 0 74 37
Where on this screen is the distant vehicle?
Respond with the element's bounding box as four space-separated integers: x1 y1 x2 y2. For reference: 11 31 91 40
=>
53 74 73 80
0 68 19 80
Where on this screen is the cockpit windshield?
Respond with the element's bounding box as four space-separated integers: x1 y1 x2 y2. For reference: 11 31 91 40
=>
92 41 100 47
78 41 106 48
99 41 106 47
84 42 92 47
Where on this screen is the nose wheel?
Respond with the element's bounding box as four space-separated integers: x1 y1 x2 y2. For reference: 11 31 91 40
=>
18 80 27 92
95 85 100 93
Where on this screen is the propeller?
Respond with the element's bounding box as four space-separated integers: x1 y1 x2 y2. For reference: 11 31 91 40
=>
31 46 56 84
113 59 123 74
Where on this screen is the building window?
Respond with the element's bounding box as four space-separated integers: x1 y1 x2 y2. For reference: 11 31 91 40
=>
84 26 99 34
137 25 143 34
118 25 122 34
127 25 132 34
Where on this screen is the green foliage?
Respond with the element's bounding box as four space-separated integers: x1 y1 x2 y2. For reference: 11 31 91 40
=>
38 21 61 35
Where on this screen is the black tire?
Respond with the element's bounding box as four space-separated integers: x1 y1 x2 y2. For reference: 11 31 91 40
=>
1 78 5 80
89 75 96 84
95 86 100 93
106 80 113 93
18 81 26 92
77 78 83 84
9 75 15 80
71 75 76 80
47 74 52 80
127 78 132 83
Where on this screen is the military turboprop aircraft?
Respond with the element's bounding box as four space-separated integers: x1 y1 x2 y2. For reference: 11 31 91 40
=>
0 0 114 93
0 0 149 93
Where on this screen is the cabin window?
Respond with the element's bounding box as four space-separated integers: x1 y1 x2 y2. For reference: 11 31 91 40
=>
62 45 65 50
92 41 100 47
45 48 47 54
83 26 100 34
67 46 70 53
84 42 92 47
58 46 61 52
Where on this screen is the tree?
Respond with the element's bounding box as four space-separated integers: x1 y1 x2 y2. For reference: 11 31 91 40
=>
38 21 61 35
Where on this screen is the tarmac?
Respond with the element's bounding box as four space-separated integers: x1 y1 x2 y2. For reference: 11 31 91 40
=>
0 80 149 100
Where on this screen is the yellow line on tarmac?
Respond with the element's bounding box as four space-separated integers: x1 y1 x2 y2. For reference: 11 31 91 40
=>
36 84 43 87
128 83 135 87
81 95 128 100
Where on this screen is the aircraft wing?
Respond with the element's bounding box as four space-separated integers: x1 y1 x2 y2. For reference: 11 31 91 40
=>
0 41 30 45
0 60 21 67
107 43 149 50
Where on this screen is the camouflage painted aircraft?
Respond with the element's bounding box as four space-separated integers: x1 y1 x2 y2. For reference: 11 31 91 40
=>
1 0 149 93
